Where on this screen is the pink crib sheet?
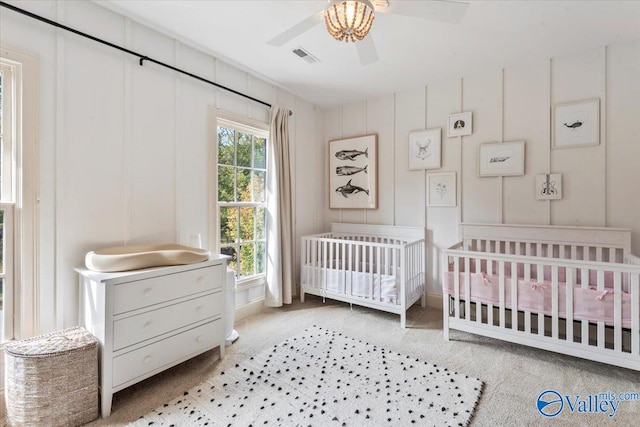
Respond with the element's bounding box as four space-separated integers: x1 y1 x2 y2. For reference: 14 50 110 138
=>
443 266 633 328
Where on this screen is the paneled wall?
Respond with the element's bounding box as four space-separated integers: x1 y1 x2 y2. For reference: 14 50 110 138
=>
322 41 640 298
0 0 323 331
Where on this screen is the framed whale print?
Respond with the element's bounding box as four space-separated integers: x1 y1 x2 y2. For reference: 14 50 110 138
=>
552 98 599 148
329 134 378 209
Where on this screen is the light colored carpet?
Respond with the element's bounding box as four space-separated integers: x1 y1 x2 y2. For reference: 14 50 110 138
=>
86 297 640 426
130 326 483 426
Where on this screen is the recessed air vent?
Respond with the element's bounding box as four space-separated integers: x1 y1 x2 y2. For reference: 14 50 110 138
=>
292 47 319 64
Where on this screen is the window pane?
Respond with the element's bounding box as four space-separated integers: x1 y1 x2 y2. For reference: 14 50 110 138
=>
219 207 238 245
0 209 3 275
217 127 235 165
237 132 252 167
237 168 251 202
240 207 254 242
253 171 265 203
221 246 237 273
217 166 235 202
256 207 266 240
256 242 266 275
239 243 255 277
254 136 266 169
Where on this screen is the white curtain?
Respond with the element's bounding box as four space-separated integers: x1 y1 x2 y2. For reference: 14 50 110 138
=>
265 107 294 307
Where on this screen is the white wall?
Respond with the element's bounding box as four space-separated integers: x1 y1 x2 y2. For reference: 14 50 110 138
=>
0 0 324 332
322 41 640 298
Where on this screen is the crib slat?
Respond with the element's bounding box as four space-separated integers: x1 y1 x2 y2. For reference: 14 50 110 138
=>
597 270 605 349
551 266 559 339
464 257 471 321
537 263 544 336
369 245 374 300
376 246 381 302
454 256 460 319
614 272 622 352
596 247 603 262
499 261 506 328
632 273 639 356
511 262 518 331
524 263 531 334
323 240 329 291
581 268 589 345
582 246 590 261
565 268 574 343
571 245 577 261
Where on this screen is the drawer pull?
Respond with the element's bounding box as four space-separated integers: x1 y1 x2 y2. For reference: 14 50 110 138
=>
143 321 152 331
143 356 152 364
196 305 203 313
196 276 205 283
143 288 152 297
196 335 204 343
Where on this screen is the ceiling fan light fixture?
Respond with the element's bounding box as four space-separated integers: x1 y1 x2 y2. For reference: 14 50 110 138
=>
324 0 375 43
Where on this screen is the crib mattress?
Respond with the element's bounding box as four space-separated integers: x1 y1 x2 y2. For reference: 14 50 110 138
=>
302 264 399 303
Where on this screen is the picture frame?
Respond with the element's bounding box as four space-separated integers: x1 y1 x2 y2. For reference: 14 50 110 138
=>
427 172 456 207
408 128 441 170
478 141 525 177
536 173 562 200
329 134 377 209
552 98 599 148
447 111 472 137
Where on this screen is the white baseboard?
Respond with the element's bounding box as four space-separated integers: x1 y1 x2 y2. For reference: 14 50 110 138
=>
426 292 443 309
235 298 265 322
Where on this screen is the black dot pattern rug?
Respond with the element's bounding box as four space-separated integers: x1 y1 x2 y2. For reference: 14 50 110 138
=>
131 326 483 426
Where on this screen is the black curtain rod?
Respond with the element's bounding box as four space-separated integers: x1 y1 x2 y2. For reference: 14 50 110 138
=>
0 1 273 109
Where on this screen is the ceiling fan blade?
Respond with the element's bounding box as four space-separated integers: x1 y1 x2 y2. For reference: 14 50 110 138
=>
267 11 325 47
385 0 469 24
356 35 379 66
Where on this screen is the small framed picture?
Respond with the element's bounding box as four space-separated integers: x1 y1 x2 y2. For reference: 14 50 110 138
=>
536 173 562 200
552 98 599 148
408 128 441 170
478 141 525 177
448 112 472 137
427 172 456 207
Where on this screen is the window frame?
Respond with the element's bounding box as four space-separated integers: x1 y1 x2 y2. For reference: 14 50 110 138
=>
0 46 40 345
209 110 269 291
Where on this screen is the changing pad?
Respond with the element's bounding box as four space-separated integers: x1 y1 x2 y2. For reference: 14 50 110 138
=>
85 243 209 272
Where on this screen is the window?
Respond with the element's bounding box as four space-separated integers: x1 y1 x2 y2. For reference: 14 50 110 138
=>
216 117 268 283
0 46 38 345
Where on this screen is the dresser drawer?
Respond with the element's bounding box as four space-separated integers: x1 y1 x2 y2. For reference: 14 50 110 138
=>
112 320 221 387
113 264 224 314
112 291 223 351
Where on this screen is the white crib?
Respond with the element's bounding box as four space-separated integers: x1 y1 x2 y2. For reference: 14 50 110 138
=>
443 223 640 371
301 223 426 328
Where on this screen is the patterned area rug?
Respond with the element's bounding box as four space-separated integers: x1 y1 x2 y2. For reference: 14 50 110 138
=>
131 326 483 426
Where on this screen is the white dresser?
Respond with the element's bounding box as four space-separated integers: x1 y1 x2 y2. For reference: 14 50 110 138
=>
76 256 228 417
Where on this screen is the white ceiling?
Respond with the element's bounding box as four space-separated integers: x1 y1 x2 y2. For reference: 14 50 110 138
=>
98 1 640 108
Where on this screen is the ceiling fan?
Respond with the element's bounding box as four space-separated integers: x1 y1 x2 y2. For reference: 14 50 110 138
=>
267 0 469 66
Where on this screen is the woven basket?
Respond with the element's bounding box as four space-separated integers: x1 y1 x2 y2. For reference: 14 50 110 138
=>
4 326 99 427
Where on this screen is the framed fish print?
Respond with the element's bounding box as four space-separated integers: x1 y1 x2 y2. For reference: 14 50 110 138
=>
409 128 441 170
552 98 600 148
329 134 377 209
478 141 525 177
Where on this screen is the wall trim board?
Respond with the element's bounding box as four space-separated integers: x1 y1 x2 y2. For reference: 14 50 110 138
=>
235 298 265 322
174 39 181 244
54 0 66 329
600 45 608 226
426 292 443 310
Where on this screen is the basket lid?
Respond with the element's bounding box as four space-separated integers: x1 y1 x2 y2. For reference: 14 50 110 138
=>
4 326 97 358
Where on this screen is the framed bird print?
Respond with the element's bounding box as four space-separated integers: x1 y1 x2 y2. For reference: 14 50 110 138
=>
552 98 600 148
409 128 441 170
329 134 378 209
